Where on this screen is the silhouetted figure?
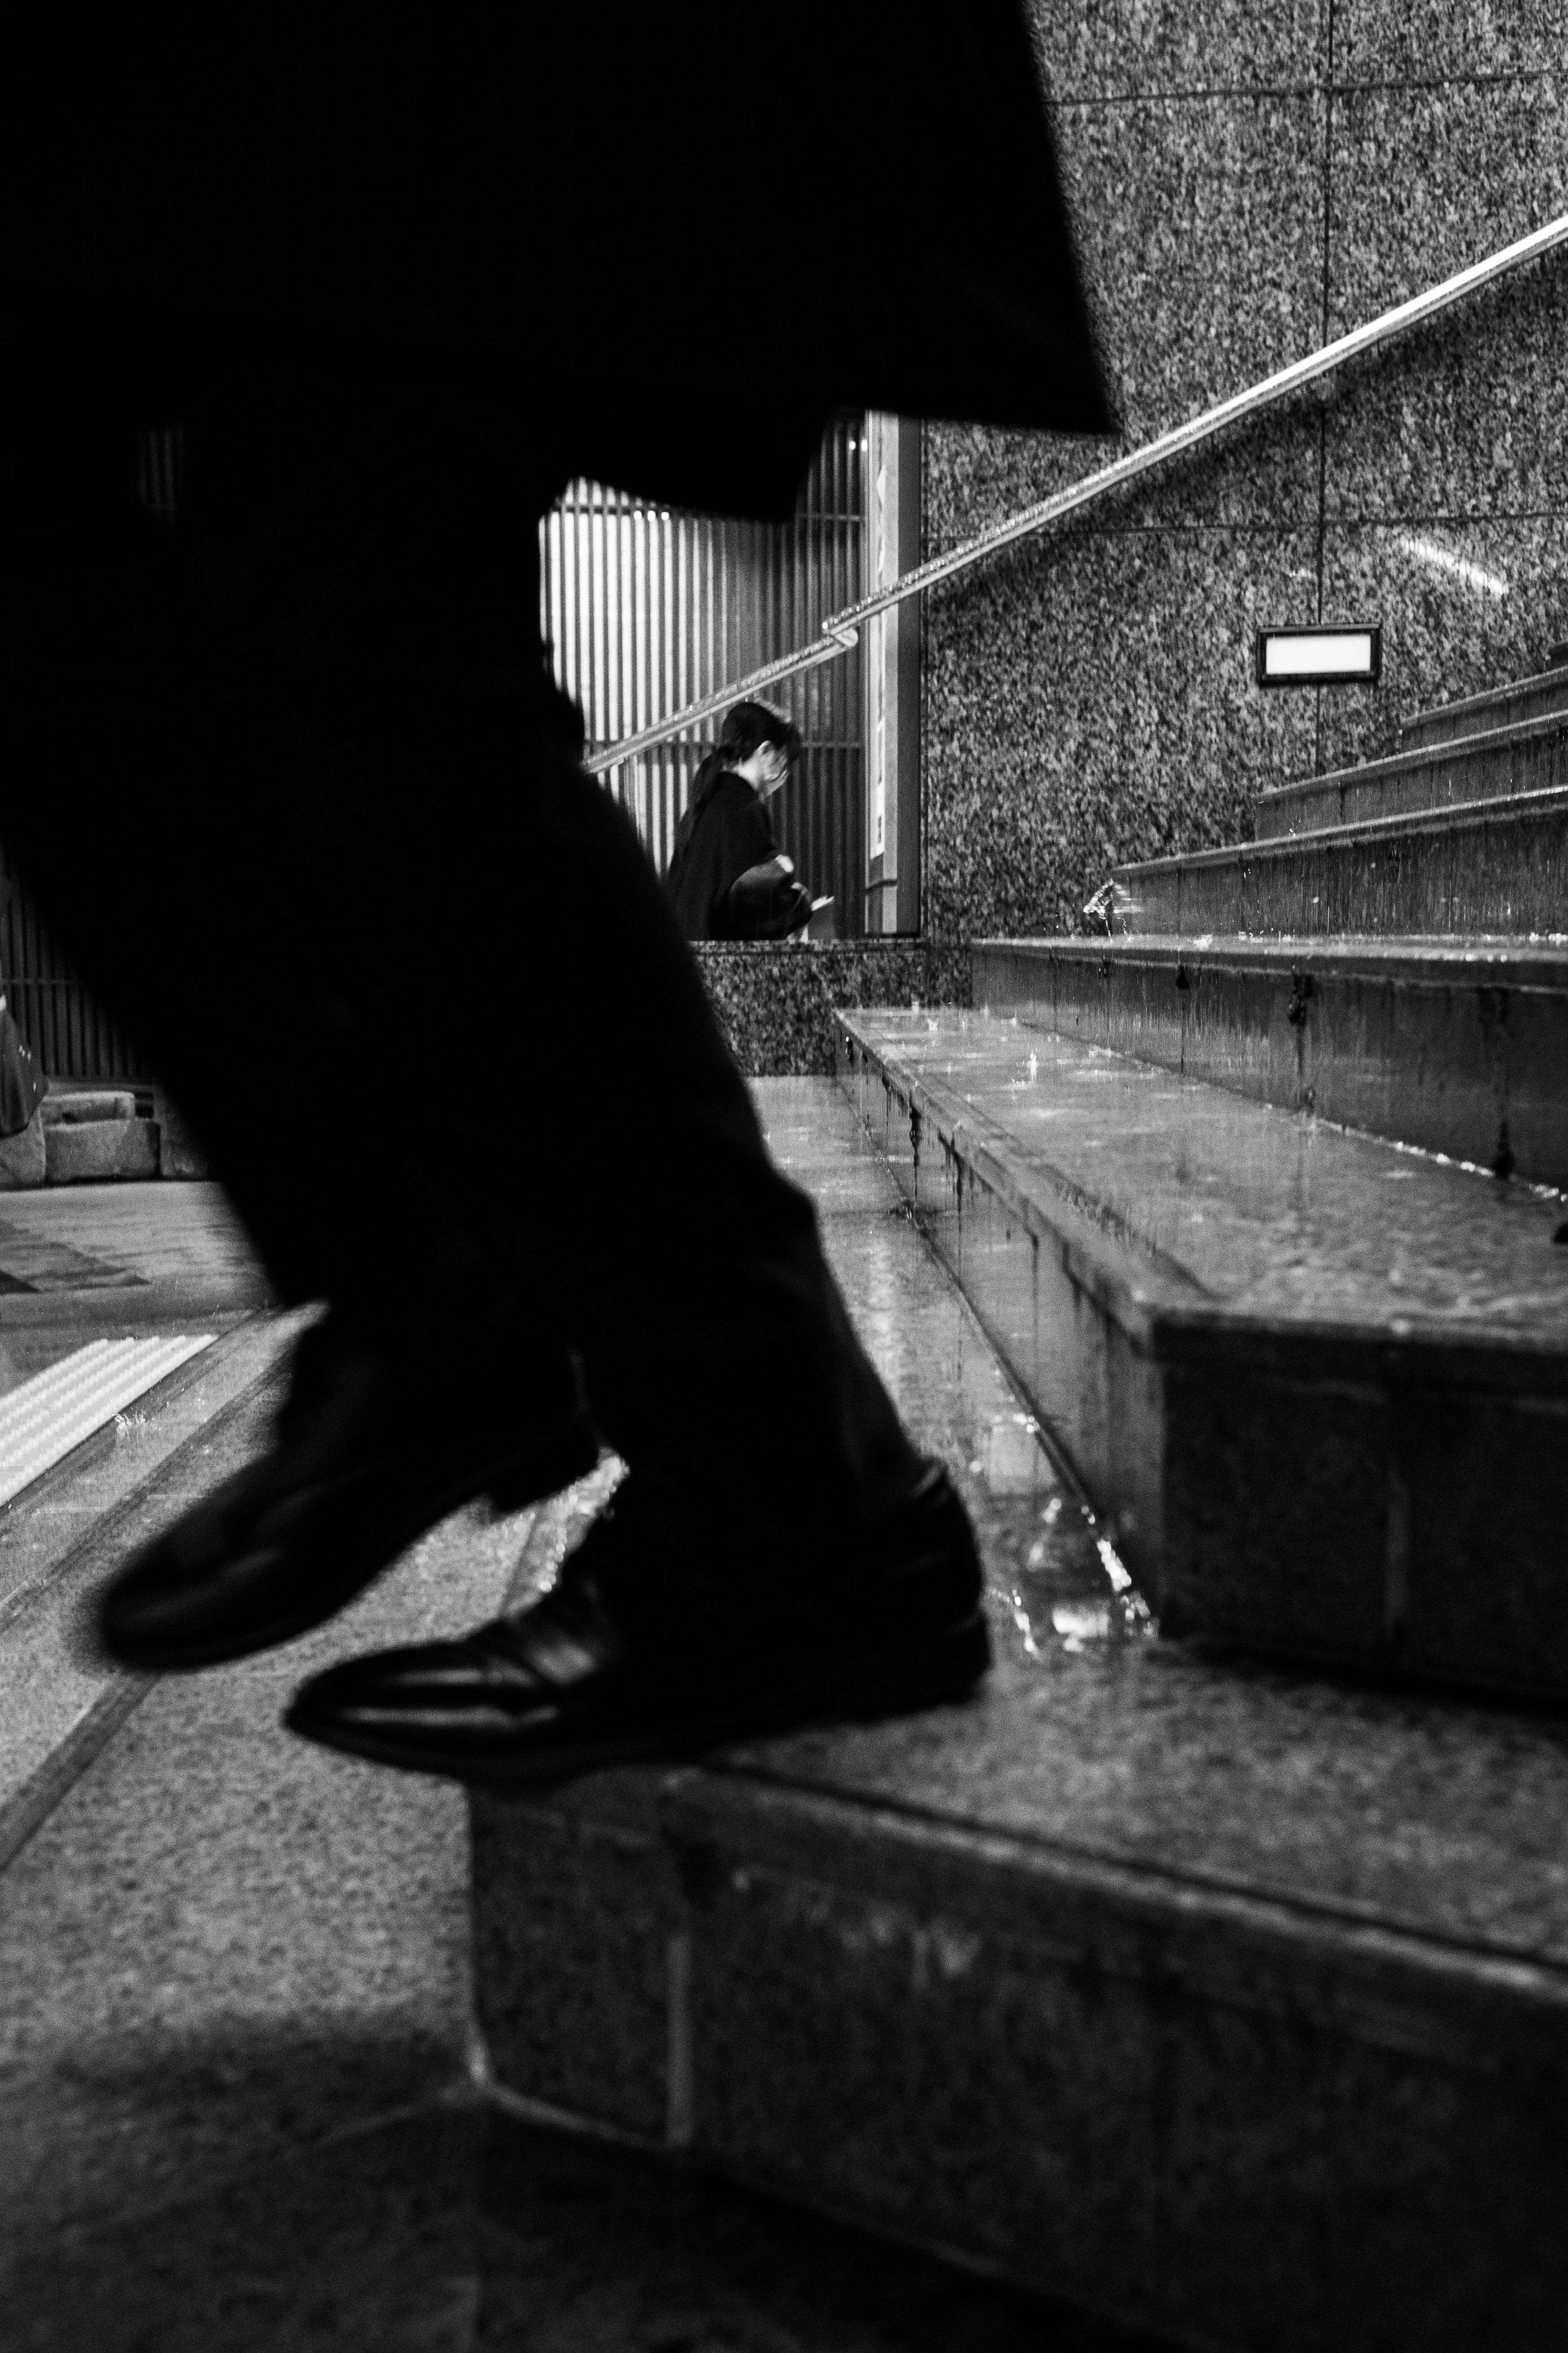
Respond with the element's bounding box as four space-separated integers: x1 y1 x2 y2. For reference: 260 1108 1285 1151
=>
4 2 1111 1782
666 701 813 941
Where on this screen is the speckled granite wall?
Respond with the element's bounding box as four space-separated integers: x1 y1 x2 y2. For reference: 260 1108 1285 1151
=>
694 942 971 1075
923 3 1567 941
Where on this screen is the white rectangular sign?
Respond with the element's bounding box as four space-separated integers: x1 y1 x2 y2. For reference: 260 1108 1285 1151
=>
1256 625 1381 686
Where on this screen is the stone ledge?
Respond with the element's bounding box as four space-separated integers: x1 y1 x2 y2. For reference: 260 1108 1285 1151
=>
472 1722 1568 2353
837 1006 1568 1703
42 1118 160 1184
695 941 970 1076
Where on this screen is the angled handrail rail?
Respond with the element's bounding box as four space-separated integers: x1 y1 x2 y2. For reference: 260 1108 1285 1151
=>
584 212 1568 776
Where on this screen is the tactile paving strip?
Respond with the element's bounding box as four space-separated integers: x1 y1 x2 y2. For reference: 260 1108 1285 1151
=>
0 1335 215 1508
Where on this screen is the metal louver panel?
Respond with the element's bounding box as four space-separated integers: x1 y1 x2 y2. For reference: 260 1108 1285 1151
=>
541 416 866 928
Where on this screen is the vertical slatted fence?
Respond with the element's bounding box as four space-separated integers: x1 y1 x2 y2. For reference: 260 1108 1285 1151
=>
0 852 149 1081
541 416 866 928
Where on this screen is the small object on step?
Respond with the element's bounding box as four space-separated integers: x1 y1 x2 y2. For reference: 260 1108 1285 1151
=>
1081 878 1131 936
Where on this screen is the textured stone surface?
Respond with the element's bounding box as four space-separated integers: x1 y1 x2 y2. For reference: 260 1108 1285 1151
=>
1325 75 1567 339
925 524 1322 939
1316 513 1568 773
974 935 1568 1185
838 1009 1568 1696
1333 0 1568 83
0 1180 268 1315
1256 708 1568 834
471 1076 1568 2353
1111 788 1568 936
0 1107 46 1190
0 1466 524 2246
5 2098 1149 2353
695 940 971 1075
40 1091 136 1124
43 1117 160 1185
922 13 1567 943
1401 662 1568 749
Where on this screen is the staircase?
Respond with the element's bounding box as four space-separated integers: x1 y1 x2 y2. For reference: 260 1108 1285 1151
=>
845 659 1568 1705
471 664 1568 2352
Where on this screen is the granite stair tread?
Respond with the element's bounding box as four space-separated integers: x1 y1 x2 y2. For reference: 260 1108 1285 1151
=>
472 1078 1568 2353
1255 705 1567 840
834 1009 1568 1704
1399 662 1568 751
973 934 1568 1185
835 1006 1568 1351
1109 781 1568 938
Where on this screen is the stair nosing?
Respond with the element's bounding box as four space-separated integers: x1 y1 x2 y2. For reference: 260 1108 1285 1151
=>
673 1768 1568 2012
1111 781 1568 881
1399 666 1568 741
1256 705 1566 810
975 935 1568 985
836 1008 1568 1377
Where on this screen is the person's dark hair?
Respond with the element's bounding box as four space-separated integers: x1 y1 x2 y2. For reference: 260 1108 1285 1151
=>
687 698 802 810
717 698 802 769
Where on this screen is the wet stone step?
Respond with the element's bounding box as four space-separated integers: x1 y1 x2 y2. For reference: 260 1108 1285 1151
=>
471 1077 1568 2353
973 935 1568 1187
834 1009 1568 1706
1110 786 1568 939
1254 708 1566 840
1399 662 1568 753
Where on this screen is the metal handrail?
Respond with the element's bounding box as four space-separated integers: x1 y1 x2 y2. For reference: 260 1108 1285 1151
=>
584 212 1568 776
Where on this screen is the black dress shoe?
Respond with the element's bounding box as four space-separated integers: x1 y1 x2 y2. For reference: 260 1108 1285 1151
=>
283 1461 990 1785
97 1319 600 1673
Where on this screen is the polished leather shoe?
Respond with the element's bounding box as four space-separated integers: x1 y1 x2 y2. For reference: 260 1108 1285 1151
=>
97 1319 600 1673
283 1461 990 1785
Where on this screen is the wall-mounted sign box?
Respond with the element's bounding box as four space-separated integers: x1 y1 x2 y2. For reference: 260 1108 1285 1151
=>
1255 625 1381 687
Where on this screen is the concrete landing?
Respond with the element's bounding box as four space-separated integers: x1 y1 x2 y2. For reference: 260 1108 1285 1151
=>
1109 786 1568 938
0 1181 272 1324
834 1012 1568 1703
974 934 1568 1184
470 1078 1568 2353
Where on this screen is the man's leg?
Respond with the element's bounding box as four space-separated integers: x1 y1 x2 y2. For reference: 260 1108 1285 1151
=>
4 377 983 1752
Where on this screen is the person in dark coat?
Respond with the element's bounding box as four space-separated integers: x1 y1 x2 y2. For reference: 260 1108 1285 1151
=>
666 701 813 942
3 1 1112 1784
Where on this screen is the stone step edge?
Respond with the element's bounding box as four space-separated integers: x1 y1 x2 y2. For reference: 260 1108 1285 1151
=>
973 935 1568 988
471 1749 1568 2350
666 1768 1568 2057
1111 781 1568 889
1259 705 1566 818
1400 666 1568 746
834 1011 1567 1386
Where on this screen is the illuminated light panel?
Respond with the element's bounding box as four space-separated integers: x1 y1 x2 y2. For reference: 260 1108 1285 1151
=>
1255 625 1381 686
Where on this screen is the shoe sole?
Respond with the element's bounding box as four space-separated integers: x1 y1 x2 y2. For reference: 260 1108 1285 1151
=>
107 1413 601 1673
287 1605 993 1788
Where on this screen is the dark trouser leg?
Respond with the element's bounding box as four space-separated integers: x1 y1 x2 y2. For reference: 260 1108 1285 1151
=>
2 378 918 1546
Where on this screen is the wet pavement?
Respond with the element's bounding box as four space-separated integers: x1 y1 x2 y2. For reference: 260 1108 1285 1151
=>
753 1079 1155 1669
837 1009 1568 1340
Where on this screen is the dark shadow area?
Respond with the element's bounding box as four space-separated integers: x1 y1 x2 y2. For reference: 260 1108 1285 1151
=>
4 2097 1177 2352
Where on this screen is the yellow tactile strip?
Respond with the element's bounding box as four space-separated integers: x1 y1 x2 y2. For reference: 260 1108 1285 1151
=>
0 1336 215 1508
